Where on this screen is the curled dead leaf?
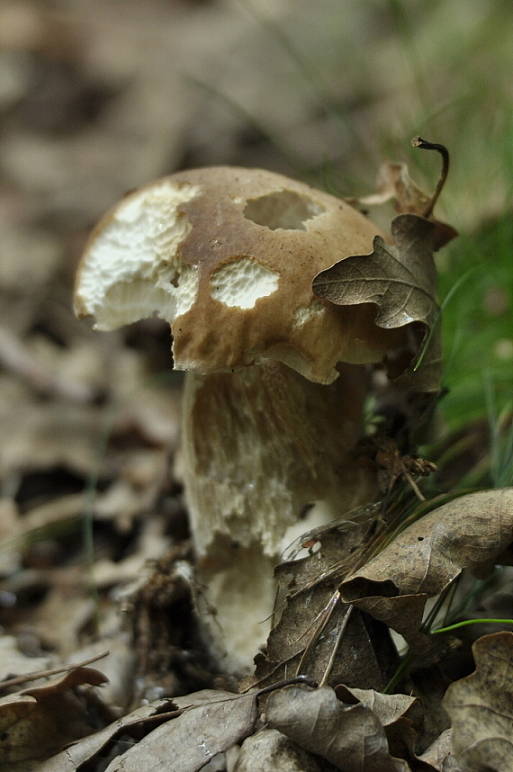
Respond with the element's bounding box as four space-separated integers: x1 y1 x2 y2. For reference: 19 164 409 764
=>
335 685 420 729
100 690 257 771
443 632 513 772
31 699 172 772
336 685 426 767
314 215 438 330
254 510 398 690
0 666 108 764
265 685 409 771
341 489 513 647
417 729 461 772
235 728 325 771
313 212 444 393
314 132 458 397
21 665 107 697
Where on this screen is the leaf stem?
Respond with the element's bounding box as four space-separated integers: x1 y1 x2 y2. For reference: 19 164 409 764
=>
0 651 109 693
411 136 450 218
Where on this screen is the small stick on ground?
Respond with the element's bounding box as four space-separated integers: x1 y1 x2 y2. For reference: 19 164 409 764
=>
0 651 109 693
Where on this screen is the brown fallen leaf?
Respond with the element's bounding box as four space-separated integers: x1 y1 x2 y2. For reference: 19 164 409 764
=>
235 728 327 771
0 666 108 765
335 685 420 729
341 488 513 648
408 667 452 759
350 146 457 248
314 139 458 397
28 698 172 772
254 510 398 691
314 214 438 330
265 684 409 771
417 729 461 772
443 632 513 772
335 685 429 769
101 690 257 771
313 213 442 393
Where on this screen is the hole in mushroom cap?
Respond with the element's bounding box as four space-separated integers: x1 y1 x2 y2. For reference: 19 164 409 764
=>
210 257 279 309
244 190 325 230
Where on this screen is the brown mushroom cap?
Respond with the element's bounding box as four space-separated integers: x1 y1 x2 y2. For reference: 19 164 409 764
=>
75 166 403 383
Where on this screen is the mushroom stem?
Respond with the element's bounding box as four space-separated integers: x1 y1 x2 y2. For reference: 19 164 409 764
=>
181 361 374 672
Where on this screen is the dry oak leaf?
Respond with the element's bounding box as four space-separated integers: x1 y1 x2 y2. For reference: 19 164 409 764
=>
341 488 513 647
254 510 398 691
101 690 257 772
335 685 420 730
335 685 425 768
443 632 513 772
235 728 327 771
29 699 171 772
417 730 461 772
313 213 446 393
314 215 437 329
0 666 107 766
265 684 410 771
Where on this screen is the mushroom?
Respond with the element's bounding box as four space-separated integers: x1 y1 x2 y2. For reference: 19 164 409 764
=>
74 167 404 673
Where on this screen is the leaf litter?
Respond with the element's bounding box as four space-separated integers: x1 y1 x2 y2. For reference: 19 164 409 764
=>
443 632 513 771
342 488 513 649
101 690 258 772
265 684 410 771
253 506 399 691
0 664 108 767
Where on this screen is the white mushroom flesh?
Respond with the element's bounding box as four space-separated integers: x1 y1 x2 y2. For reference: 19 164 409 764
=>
210 258 279 310
76 181 200 329
182 361 374 671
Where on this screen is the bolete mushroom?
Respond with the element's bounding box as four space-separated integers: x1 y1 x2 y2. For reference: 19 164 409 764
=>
74 167 404 673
